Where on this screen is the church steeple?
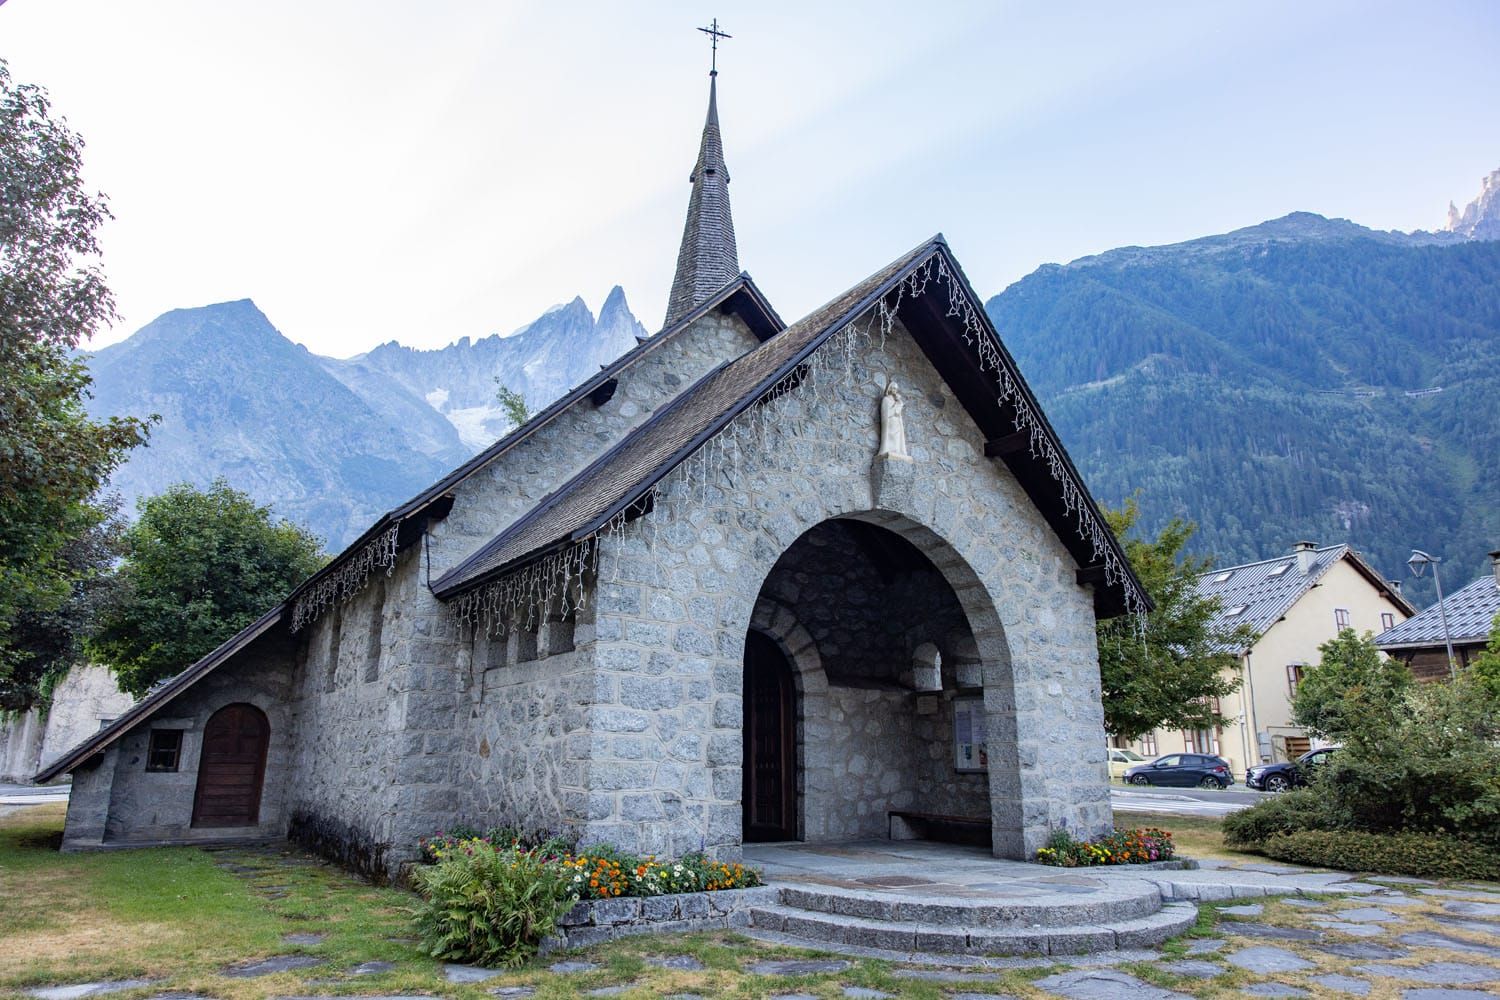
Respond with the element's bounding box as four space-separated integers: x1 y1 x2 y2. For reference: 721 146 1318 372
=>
663 57 740 328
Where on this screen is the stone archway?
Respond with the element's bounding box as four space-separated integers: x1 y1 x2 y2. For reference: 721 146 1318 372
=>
741 512 1017 851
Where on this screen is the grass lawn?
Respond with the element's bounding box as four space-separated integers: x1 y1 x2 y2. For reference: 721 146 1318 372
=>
11 803 1436 1000
1113 809 1254 863
0 804 1068 999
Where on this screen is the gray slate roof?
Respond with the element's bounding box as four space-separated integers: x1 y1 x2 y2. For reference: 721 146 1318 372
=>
1195 544 1411 648
664 75 739 328
434 236 1148 618
436 240 929 596
1374 572 1500 649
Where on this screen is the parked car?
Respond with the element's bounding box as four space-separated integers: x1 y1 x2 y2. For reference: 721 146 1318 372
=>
1108 747 1152 780
1123 753 1234 789
1246 747 1337 792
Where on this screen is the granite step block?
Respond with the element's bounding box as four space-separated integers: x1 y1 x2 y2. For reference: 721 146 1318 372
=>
746 898 1196 956
773 881 1162 929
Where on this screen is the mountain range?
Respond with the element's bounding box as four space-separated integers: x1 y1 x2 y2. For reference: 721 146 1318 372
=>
986 206 1500 601
87 292 644 547
85 170 1500 596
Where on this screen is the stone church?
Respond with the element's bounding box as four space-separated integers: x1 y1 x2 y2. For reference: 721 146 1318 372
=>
40 70 1146 879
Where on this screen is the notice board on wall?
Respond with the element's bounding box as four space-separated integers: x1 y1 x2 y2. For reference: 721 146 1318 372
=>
953 697 988 773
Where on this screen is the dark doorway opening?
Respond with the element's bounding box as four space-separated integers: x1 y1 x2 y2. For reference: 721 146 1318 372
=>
191 703 269 828
743 629 796 841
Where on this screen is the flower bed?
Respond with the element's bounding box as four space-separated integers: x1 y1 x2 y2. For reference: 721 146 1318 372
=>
411 831 764 966
1035 827 1175 867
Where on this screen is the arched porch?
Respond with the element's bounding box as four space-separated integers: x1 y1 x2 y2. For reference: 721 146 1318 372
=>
739 512 1021 856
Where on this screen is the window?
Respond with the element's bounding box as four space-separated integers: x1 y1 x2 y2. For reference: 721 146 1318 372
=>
364 579 385 683
1140 732 1158 756
1186 729 1221 755
1268 563 1291 577
323 605 342 693
546 615 576 655
1287 663 1305 697
515 626 539 663
1212 571 1233 583
1381 612 1395 631
1225 604 1248 617
146 729 183 772
1335 608 1350 628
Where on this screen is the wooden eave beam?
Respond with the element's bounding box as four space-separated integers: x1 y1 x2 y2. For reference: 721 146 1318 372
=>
1076 563 1109 586
589 378 619 407
984 431 1030 458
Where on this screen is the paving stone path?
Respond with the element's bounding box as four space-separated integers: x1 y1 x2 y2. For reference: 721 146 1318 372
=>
735 874 1500 1000
19 844 1500 1000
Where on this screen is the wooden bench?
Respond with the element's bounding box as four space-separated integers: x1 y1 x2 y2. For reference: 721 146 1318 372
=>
888 810 992 847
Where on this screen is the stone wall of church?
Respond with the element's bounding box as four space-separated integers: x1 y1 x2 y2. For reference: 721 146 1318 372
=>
281 545 468 877
274 311 763 875
801 687 989 841
428 313 761 579
581 318 1111 860
454 621 596 840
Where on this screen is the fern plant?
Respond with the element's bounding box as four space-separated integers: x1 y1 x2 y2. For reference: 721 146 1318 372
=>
411 841 575 967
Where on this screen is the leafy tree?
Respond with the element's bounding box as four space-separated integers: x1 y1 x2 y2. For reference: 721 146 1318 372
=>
0 497 124 712
1097 497 1251 741
494 380 529 427
0 59 150 706
88 480 325 697
1291 628 1412 742
1469 614 1500 699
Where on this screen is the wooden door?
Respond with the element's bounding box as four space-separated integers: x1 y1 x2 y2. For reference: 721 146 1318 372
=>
743 630 796 842
192 704 269 828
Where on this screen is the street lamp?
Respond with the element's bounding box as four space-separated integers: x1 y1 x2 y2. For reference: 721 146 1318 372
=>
1407 549 1457 677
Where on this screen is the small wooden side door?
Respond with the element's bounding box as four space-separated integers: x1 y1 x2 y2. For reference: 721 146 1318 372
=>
191 703 269 828
742 630 796 841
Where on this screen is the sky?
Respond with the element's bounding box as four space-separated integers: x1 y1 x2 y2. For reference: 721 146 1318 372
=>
4 1 1498 357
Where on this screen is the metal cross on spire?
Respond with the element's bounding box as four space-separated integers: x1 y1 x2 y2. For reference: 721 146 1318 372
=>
698 18 731 75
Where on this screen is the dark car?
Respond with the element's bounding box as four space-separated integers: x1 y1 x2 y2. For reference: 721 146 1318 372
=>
1246 747 1337 792
1123 753 1234 789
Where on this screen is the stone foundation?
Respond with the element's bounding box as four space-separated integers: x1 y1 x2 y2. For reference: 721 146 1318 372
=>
544 886 779 950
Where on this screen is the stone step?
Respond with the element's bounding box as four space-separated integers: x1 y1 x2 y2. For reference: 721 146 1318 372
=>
747 900 1198 957
774 879 1165 929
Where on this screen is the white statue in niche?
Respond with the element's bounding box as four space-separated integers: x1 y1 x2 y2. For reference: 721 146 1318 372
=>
878 380 910 459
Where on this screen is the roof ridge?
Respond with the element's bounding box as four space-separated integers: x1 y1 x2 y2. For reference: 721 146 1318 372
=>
1196 543 1347 578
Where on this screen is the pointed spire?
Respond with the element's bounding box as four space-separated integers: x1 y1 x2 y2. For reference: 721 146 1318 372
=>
663 72 740 328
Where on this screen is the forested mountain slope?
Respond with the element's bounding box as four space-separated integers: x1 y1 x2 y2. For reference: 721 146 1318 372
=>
986 213 1500 598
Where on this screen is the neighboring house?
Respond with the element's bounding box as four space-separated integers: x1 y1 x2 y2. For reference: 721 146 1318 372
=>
1121 542 1414 778
1375 550 1500 681
35 69 1147 876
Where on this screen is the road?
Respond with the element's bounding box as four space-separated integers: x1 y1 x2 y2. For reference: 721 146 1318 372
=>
0 781 70 816
1110 783 1267 818
2 783 1258 822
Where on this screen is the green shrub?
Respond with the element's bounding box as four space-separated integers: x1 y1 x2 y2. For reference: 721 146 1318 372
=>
1226 672 1500 852
411 840 575 967
1221 788 1336 847
1259 829 1500 881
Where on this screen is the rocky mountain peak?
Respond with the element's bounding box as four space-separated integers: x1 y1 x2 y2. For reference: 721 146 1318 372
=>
1444 167 1500 240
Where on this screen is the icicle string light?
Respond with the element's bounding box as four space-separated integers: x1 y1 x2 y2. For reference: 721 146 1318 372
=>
449 251 1148 633
291 524 399 632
